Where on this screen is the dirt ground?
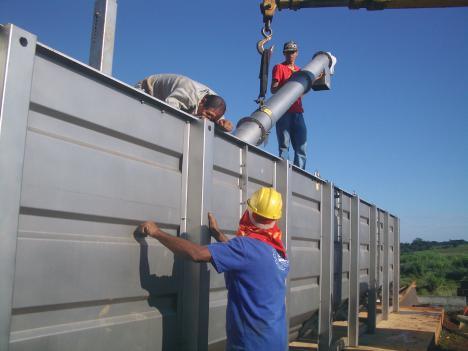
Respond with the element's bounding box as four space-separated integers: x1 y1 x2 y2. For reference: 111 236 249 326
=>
433 328 468 351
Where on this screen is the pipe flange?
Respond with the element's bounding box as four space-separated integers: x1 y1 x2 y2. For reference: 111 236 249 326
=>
313 51 333 69
292 70 315 94
236 117 268 146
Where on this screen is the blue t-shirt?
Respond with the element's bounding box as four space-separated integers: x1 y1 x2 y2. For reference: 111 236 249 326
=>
208 237 289 351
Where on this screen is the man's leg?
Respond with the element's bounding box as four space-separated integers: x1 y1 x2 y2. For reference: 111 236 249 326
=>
291 113 307 170
276 113 292 161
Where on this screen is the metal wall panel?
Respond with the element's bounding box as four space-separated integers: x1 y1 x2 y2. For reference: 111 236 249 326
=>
208 135 243 350
359 202 370 292
10 44 185 351
0 24 37 350
0 27 400 351
377 211 385 288
288 170 321 324
388 216 395 284
340 193 352 303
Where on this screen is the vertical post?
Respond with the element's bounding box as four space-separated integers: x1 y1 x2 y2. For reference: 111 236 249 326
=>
347 195 360 347
240 145 249 215
393 217 400 313
367 205 377 333
179 119 214 351
376 212 380 297
0 25 36 351
89 0 117 74
318 182 334 351
382 212 390 320
275 159 291 349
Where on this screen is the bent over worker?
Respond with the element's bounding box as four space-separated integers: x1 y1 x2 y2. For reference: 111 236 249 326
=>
136 73 233 132
271 41 307 169
137 187 289 350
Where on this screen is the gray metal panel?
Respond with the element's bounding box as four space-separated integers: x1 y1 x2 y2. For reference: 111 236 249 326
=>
211 169 242 232
21 116 182 225
382 212 390 320
359 203 370 293
11 309 175 351
348 195 360 347
367 205 378 333
288 170 321 321
341 194 352 243
0 24 37 351
393 216 400 313
213 134 242 175
340 245 351 303
9 34 190 350
377 210 385 288
291 170 321 203
13 225 177 308
275 160 292 341
30 54 185 155
359 202 371 290
180 119 214 351
208 134 243 348
388 216 394 285
318 182 334 350
289 279 320 319
246 150 275 186
290 196 321 241
338 192 352 304
289 242 321 280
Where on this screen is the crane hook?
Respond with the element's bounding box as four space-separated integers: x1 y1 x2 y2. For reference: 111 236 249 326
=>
257 27 273 55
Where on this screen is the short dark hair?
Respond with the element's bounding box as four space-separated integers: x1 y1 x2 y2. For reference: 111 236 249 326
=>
203 94 226 115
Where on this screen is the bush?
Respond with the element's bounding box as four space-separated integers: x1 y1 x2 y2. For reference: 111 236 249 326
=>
424 272 442 293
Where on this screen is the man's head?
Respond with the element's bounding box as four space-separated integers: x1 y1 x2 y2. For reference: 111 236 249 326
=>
197 94 226 122
283 40 298 64
247 187 282 223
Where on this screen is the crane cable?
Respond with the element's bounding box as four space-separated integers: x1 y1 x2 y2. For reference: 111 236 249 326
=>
256 1 276 106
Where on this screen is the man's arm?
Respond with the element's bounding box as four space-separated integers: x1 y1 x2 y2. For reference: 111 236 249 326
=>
271 79 280 94
208 212 229 243
271 64 281 94
137 222 211 262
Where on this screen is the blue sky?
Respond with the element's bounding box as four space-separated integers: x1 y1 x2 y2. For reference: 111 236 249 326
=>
1 1 467 243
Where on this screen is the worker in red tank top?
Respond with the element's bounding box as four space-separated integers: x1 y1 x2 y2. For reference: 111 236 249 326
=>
271 41 307 169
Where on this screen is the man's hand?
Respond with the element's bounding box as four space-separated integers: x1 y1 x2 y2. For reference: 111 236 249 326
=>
208 212 229 243
208 212 220 234
137 221 162 239
216 119 233 133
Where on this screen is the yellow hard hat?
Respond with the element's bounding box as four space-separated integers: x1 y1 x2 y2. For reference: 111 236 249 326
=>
247 187 282 220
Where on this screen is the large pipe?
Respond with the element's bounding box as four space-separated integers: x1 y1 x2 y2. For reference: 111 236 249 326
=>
235 51 335 145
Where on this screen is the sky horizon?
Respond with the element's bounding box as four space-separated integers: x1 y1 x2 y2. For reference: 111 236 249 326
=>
1 0 467 243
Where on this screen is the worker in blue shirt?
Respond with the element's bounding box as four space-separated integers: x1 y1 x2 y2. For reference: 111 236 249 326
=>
137 187 289 350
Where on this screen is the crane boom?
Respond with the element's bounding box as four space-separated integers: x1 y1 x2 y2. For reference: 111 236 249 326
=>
274 0 468 10
259 0 468 43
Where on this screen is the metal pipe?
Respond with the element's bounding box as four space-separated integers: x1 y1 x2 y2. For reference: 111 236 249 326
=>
89 0 117 75
234 51 335 145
